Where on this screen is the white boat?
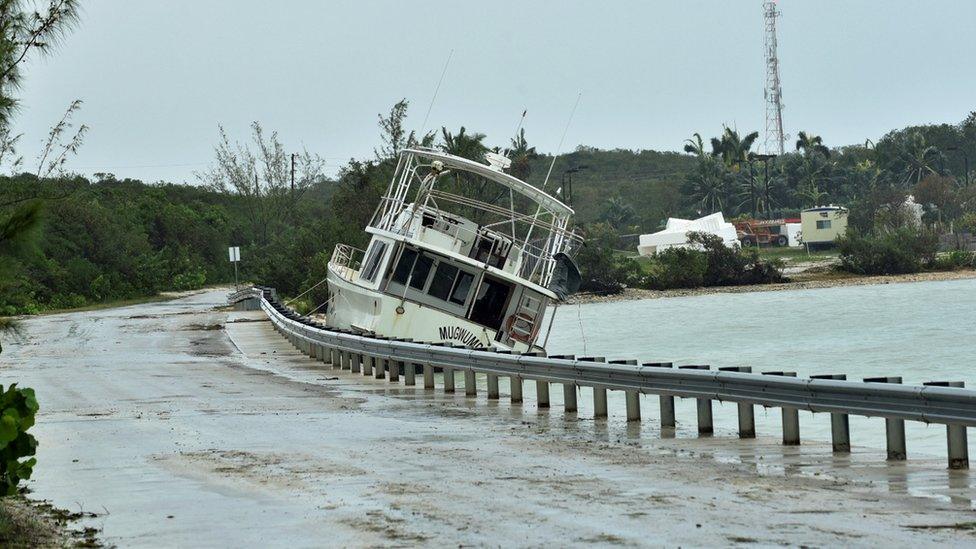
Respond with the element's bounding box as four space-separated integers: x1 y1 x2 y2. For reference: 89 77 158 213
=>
325 148 582 353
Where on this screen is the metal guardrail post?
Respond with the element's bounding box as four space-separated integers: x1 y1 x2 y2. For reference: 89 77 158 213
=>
865 376 906 460
608 359 637 421
465 370 477 396
309 342 318 359
350 353 361 374
812 374 850 452
444 367 455 393
510 376 523 403
342 351 352 371
390 360 400 382
404 362 416 386
362 354 373 376
557 355 585 415
721 367 755 438
766 371 800 445
423 364 435 389
644 363 675 429
374 357 385 379
681 365 713 434
580 355 610 419
537 381 550 408
487 374 499 399
925 381 969 470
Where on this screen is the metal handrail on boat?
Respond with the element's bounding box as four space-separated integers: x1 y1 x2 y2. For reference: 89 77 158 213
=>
329 243 366 282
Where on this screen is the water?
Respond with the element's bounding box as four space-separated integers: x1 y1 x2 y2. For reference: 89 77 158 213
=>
545 278 976 458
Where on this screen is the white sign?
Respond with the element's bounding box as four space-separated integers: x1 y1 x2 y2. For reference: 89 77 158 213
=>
228 246 241 262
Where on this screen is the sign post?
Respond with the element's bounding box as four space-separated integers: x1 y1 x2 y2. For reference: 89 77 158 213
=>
228 246 241 289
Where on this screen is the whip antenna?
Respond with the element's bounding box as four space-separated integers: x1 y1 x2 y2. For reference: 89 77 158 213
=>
419 49 454 140
541 91 582 191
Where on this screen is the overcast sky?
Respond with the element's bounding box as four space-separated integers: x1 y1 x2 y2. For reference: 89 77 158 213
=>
13 0 976 183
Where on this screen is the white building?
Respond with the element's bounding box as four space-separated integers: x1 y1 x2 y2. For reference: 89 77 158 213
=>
637 212 739 256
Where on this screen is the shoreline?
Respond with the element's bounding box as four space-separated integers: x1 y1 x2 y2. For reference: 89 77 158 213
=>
568 268 976 305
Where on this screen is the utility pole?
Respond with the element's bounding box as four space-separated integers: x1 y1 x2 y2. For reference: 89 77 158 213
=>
763 1 786 155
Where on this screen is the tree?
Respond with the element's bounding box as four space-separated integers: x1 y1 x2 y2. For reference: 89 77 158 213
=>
504 128 536 181
795 131 830 158
374 98 433 161
440 126 488 161
898 131 942 186
0 0 80 128
0 201 42 352
600 195 635 230
711 127 759 170
198 122 327 244
683 133 706 157
682 156 730 214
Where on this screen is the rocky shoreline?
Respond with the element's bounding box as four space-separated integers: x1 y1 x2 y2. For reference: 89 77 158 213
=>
568 268 976 305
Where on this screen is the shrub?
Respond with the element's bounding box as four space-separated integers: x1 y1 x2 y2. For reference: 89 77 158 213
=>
930 250 976 271
836 228 938 275
688 232 785 286
576 223 642 294
172 269 207 291
642 247 707 290
0 384 38 496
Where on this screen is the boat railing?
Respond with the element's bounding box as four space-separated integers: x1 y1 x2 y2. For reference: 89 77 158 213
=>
329 243 366 282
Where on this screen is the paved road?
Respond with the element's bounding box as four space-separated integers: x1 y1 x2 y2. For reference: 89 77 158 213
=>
2 289 975 547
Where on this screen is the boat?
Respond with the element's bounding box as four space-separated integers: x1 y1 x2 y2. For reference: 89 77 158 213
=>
325 147 582 353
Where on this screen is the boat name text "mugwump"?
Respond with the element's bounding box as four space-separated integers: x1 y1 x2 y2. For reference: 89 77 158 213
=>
438 326 484 348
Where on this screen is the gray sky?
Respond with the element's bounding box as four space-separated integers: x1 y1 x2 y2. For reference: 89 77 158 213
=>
13 0 976 183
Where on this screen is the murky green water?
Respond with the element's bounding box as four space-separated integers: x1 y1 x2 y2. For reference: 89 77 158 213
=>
545 278 976 457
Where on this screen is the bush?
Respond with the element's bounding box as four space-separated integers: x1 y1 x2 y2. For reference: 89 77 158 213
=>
688 232 785 287
172 268 207 291
576 223 642 294
837 228 938 275
642 247 706 290
930 250 976 271
0 385 38 496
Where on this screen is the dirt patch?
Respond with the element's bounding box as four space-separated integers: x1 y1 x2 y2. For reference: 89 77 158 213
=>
183 323 224 331
0 494 104 548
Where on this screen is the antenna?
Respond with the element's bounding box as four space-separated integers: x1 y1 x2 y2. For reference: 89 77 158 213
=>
542 91 582 191
763 1 786 155
418 49 454 140
513 109 527 141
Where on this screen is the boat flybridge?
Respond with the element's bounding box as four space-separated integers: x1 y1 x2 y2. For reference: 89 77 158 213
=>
326 148 582 353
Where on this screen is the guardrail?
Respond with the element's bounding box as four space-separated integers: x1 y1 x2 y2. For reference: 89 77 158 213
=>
229 286 973 470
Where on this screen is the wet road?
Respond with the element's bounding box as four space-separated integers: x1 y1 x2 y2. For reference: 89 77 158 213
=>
2 289 975 547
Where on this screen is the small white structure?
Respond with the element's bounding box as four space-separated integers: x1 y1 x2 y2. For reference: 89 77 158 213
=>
637 212 739 256
785 222 802 247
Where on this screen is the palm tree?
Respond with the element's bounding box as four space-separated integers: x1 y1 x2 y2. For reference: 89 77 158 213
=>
899 131 942 186
440 126 488 161
682 156 731 214
711 127 759 170
795 131 830 158
600 195 636 230
683 133 706 157
504 128 536 181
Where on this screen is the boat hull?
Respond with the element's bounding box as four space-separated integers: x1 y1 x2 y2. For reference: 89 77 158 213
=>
326 265 533 352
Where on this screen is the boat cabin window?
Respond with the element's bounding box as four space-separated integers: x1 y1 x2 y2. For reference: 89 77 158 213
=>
428 262 459 301
469 275 512 330
409 253 434 290
360 241 388 282
450 272 474 305
391 248 418 285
